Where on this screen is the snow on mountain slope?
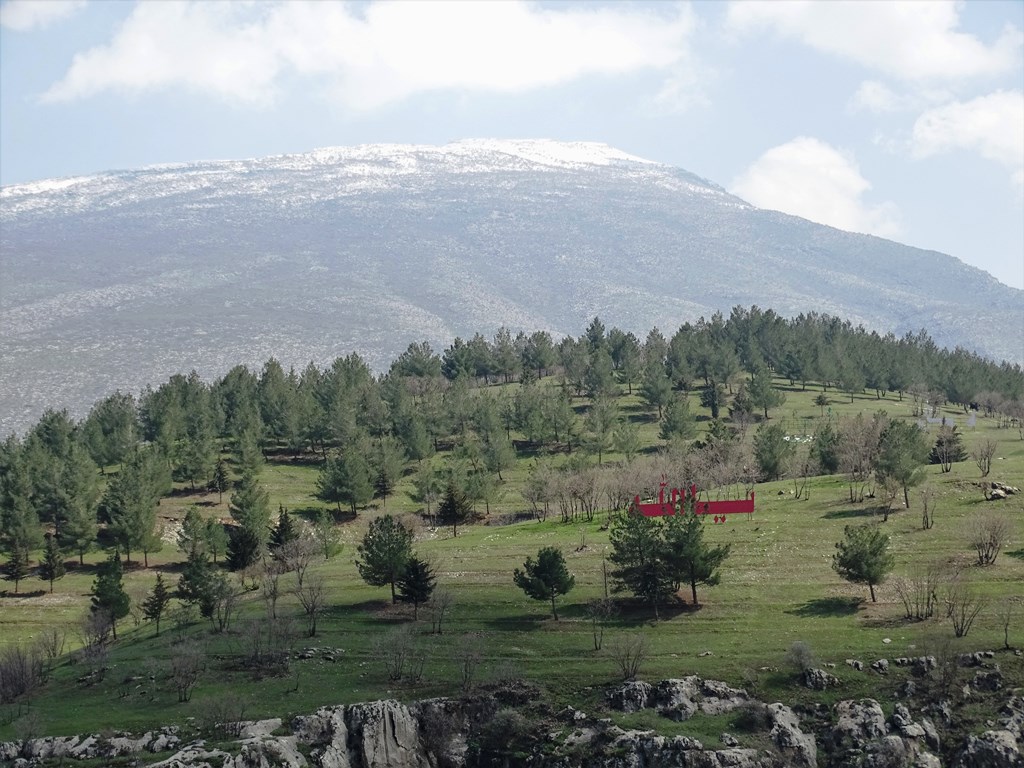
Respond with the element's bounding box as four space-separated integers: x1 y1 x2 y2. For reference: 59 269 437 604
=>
1 139 1020 435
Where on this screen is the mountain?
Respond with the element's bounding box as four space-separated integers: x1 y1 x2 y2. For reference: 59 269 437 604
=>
1 139 1021 435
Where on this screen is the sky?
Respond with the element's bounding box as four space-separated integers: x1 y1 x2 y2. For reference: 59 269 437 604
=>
1 0 1022 289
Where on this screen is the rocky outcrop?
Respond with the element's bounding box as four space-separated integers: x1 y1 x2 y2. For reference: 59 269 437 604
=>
3 686 1021 767
951 695 1024 768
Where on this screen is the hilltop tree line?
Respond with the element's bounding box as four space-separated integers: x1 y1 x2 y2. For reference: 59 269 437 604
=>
2 307 1022 589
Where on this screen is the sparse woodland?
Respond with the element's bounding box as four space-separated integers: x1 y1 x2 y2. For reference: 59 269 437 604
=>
0 306 1022 747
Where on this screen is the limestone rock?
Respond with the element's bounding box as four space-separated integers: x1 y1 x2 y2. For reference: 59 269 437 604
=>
766 702 817 768
347 699 430 768
606 680 654 713
801 668 839 691
952 730 1023 768
832 699 888 748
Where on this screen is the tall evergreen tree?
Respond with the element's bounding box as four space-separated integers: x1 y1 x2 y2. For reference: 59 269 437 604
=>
39 534 66 593
142 573 172 636
662 511 731 606
397 555 436 619
356 514 413 602
438 480 474 538
229 472 271 551
91 552 131 639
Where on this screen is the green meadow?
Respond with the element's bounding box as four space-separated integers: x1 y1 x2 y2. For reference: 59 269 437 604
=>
1 379 1022 740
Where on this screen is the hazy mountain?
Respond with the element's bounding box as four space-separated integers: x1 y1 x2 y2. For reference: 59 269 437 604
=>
2 139 1021 435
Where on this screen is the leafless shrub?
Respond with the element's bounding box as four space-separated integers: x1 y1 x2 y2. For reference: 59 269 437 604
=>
295 574 327 637
209 580 241 633
278 535 319 589
971 514 1011 565
585 598 617 651
919 485 937 530
376 624 426 683
996 601 1017 650
428 588 455 635
37 628 65 672
197 695 248 739
169 640 205 702
234 616 295 679
783 641 817 674
453 633 484 691
607 633 648 681
0 645 45 705
12 708 44 757
892 561 945 621
972 438 997 477
946 574 986 638
261 559 286 619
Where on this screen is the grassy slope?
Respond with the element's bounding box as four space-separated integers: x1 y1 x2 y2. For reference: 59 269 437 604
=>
1 380 1022 739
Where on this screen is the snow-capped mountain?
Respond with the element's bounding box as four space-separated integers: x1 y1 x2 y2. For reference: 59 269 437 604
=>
1 139 1021 434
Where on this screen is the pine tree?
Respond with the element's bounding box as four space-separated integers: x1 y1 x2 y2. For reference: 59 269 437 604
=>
229 472 271 551
225 525 261 571
205 519 229 564
211 458 230 503
513 547 575 620
142 573 172 636
832 524 894 602
437 481 473 538
356 515 413 603
269 505 298 553
39 534 66 593
91 552 131 639
4 544 31 594
397 555 436 619
662 511 731 606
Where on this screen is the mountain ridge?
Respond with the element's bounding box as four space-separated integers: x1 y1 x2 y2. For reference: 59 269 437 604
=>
1 139 1021 435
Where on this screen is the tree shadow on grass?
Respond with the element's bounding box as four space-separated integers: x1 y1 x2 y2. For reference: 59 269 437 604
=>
0 589 47 599
786 597 862 618
479 614 545 632
822 507 876 520
1006 549 1024 562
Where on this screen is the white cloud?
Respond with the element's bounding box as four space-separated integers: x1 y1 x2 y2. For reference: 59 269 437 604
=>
0 0 85 31
42 0 694 109
726 0 1022 82
849 81 902 114
731 137 902 238
911 90 1024 186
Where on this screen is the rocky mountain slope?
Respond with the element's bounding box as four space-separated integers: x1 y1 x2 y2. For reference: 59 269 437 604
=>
2 139 1021 435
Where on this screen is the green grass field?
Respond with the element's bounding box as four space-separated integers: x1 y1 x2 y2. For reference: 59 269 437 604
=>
2 380 1022 739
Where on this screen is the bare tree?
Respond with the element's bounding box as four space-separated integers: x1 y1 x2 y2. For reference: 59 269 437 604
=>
919 485 937 530
996 601 1016 650
428 588 455 635
892 561 944 620
262 559 286 619
607 633 648 681
454 633 484 691
0 644 45 705
972 438 997 477
37 628 65 675
295 574 327 637
791 443 819 501
946 574 985 638
971 514 1011 565
585 598 617 651
376 624 426 683
169 640 205 702
278 535 319 589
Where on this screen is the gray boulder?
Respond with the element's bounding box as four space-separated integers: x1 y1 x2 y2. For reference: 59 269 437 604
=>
953 730 1023 767
766 702 817 768
606 680 654 713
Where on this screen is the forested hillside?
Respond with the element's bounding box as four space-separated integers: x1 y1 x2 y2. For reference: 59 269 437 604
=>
1 307 1021 756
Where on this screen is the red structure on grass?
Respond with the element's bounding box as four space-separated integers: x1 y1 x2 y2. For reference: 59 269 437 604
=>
631 482 754 524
